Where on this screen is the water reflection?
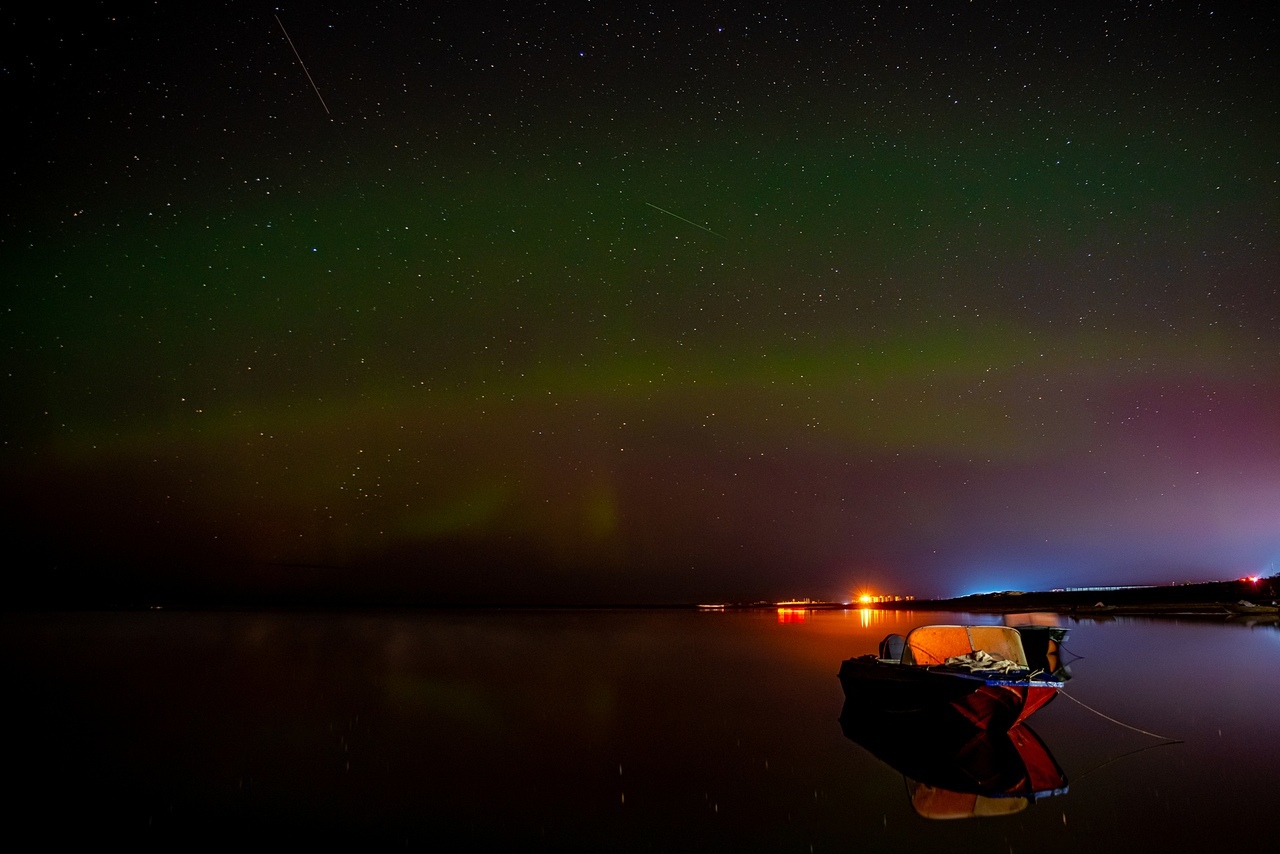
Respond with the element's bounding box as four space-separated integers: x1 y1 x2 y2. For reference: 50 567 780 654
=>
3 608 1277 848
839 701 1067 820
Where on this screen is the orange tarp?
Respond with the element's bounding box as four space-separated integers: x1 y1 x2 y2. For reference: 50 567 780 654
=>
901 625 1028 667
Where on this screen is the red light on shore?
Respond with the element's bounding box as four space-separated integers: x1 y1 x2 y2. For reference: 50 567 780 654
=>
1243 575 1261 583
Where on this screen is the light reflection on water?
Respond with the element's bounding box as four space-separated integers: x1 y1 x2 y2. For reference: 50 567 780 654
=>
2 608 1277 849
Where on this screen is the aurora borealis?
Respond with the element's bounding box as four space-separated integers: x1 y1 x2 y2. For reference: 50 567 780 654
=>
4 2 1277 604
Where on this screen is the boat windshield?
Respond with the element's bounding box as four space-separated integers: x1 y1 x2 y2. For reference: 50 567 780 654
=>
901 625 1029 668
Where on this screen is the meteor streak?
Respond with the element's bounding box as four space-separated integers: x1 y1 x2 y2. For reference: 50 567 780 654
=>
275 14 330 115
644 202 727 239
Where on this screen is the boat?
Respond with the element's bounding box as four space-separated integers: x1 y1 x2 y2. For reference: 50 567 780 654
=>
837 625 1066 732
839 699 1068 819
1223 599 1280 616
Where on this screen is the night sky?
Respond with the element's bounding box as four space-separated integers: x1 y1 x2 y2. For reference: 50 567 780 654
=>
4 2 1277 605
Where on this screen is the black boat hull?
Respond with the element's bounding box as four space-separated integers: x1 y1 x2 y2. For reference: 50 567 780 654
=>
837 656 1060 732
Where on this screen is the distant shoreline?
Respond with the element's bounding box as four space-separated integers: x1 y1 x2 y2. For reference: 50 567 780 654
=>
6 575 1276 616
880 575 1279 616
702 575 1280 618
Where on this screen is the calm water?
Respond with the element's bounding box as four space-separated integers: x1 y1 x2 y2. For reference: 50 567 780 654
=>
4 608 1277 850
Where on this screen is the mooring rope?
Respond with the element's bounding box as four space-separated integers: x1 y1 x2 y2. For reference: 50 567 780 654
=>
1072 738 1182 783
1057 689 1183 742
1055 640 1086 664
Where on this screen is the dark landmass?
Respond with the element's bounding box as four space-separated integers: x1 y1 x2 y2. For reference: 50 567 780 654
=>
873 575 1280 617
700 575 1280 620
8 557 1277 617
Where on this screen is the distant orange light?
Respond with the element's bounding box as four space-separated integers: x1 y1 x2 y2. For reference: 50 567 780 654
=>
858 594 873 605
1244 575 1261 583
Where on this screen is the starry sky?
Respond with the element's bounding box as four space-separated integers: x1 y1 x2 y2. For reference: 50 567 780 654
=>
4 1 1277 605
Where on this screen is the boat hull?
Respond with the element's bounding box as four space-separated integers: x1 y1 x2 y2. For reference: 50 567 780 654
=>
837 656 1061 732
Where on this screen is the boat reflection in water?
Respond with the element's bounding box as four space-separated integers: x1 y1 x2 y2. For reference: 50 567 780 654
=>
840 700 1069 819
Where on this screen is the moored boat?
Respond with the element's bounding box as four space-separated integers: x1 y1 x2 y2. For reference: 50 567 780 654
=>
1223 599 1280 615
838 625 1066 732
